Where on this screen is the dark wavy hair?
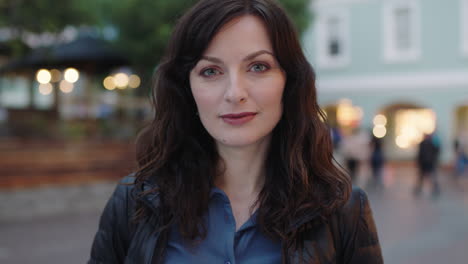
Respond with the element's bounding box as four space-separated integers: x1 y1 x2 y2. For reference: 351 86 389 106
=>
133 0 351 262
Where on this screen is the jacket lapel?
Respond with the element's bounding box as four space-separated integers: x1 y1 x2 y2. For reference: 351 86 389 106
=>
126 180 162 264
125 217 161 264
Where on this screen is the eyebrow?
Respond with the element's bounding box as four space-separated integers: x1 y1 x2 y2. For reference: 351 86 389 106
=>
200 50 275 64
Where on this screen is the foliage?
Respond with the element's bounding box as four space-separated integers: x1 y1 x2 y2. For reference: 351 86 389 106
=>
101 0 312 92
279 0 312 35
0 0 99 32
0 0 311 92
99 0 197 79
0 0 99 56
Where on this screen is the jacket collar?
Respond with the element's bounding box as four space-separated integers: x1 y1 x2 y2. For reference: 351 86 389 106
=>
136 177 321 231
135 177 161 214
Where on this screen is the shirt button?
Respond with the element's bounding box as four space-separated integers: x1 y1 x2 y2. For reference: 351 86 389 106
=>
225 261 231 264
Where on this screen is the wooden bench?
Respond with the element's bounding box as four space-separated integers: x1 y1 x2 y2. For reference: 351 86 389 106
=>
0 139 136 189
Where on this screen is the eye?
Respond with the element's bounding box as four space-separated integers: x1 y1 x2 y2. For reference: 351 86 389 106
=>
200 68 222 77
249 63 269 72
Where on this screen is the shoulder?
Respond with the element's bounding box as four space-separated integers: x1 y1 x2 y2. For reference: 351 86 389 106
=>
103 174 137 211
109 174 161 218
332 187 383 263
99 173 138 228
334 187 376 235
113 174 137 198
341 187 369 216
89 174 138 262
330 187 369 238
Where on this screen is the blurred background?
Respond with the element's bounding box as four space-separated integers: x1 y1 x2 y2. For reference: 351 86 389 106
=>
0 0 467 263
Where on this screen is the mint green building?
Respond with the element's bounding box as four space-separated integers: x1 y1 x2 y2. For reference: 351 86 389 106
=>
304 0 468 163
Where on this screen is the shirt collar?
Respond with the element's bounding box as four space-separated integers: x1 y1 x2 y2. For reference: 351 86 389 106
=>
209 186 259 231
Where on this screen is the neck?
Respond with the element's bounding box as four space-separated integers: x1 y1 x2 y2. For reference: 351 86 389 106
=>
215 136 270 200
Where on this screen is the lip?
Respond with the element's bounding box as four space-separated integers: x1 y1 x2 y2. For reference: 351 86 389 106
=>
220 112 257 125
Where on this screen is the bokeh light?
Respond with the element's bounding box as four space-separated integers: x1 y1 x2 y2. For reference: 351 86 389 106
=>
59 80 74 93
36 69 51 84
373 126 387 138
395 135 410 149
373 114 387 126
336 99 362 127
114 73 129 88
395 109 436 148
50 69 62 83
64 68 79 83
103 76 116 90
38 83 53 95
128 74 141 88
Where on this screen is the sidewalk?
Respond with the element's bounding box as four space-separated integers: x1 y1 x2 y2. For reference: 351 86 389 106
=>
0 181 115 222
364 165 468 264
1 162 468 264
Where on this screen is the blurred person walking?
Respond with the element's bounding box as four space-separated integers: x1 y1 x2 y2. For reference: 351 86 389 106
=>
370 134 385 188
331 125 344 164
414 133 441 197
331 125 343 150
341 128 370 182
453 132 468 178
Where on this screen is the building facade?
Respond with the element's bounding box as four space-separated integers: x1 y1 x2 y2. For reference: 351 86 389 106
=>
304 0 468 163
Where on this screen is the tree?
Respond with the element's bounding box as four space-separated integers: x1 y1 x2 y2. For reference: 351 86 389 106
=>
99 0 197 80
0 0 311 92
102 0 312 93
278 0 312 35
0 0 99 56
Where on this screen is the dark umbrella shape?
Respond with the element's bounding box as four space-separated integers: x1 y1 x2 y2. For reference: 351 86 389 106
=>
0 35 129 73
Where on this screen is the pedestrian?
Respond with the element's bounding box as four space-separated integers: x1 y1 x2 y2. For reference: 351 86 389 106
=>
341 128 370 182
454 132 468 178
331 125 343 150
88 0 383 263
370 134 385 188
414 133 441 197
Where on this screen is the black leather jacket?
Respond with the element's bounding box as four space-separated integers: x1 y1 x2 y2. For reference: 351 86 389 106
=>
88 175 383 264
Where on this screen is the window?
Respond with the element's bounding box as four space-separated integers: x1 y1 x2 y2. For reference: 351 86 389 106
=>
383 0 421 62
0 76 30 108
394 7 411 51
327 17 342 56
33 82 54 109
462 0 468 56
316 8 350 68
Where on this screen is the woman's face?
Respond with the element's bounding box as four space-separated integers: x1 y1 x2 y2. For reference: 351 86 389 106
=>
190 15 286 148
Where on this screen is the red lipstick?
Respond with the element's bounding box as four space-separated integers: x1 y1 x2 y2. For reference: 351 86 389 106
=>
220 112 257 125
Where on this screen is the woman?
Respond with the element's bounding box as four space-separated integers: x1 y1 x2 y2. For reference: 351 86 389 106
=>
89 0 383 263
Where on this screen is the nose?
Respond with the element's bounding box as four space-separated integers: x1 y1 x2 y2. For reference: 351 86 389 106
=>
224 71 248 104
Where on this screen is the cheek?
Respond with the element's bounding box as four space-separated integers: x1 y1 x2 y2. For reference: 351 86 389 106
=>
190 74 226 118
268 80 286 123
190 87 219 125
261 78 285 110
190 74 209 112
191 81 217 104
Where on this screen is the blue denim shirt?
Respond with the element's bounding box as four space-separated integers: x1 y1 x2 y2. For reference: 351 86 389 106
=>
164 187 282 264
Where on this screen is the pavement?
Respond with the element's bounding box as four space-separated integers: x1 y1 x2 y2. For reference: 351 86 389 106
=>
366 166 468 264
1 164 468 264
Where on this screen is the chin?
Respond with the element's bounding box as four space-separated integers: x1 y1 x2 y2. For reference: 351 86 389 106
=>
214 132 271 148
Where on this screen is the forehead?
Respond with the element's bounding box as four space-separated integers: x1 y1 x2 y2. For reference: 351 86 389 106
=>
202 15 273 56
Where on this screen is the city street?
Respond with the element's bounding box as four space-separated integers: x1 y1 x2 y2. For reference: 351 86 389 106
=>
1 165 467 264
1 0 467 264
